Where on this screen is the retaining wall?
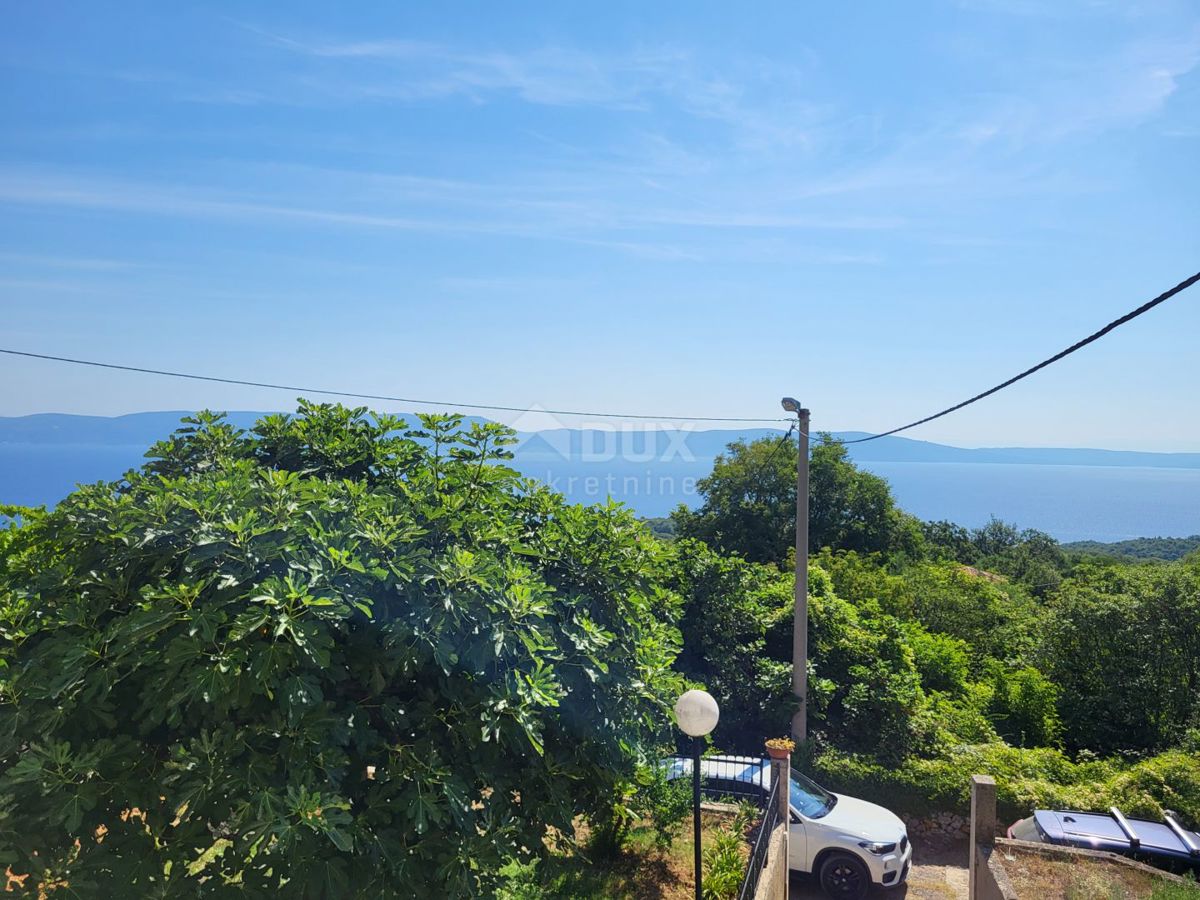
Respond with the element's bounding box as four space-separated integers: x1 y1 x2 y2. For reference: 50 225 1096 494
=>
752 824 788 900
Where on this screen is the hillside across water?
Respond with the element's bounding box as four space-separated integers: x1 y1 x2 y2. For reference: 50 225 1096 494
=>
3 412 1199 542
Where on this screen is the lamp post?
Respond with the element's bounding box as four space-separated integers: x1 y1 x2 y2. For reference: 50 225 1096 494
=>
675 689 719 900
780 397 810 742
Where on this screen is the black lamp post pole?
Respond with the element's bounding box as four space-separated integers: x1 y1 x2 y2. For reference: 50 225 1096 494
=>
693 736 702 900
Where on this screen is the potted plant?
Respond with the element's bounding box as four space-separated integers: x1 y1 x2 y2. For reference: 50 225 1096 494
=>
765 737 795 760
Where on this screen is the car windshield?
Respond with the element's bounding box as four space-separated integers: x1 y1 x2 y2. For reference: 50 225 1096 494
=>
1009 817 1041 842
790 771 836 819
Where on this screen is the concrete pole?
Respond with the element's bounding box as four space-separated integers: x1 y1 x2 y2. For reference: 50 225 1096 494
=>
969 774 997 899
768 744 791 835
791 408 811 744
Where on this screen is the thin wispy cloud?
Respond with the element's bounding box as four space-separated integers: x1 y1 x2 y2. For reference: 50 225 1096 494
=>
631 209 905 230
956 28 1200 146
231 14 1200 200
0 252 145 272
315 41 687 110
240 25 823 151
955 0 1159 18
0 166 908 254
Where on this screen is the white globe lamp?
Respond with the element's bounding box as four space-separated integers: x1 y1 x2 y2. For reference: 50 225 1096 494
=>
674 689 719 737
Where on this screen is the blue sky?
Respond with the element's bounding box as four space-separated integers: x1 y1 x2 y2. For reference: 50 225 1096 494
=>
2 1 1198 449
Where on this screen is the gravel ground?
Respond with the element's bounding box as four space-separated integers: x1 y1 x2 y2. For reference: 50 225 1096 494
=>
789 838 969 899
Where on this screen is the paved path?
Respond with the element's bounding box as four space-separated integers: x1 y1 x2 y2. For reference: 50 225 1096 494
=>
789 838 969 899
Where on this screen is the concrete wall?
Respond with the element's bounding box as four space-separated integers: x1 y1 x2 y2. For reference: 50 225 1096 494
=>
969 774 996 900
752 824 788 900
973 843 1020 900
970 775 1020 900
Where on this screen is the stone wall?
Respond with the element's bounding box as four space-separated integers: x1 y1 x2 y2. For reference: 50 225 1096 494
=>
904 810 971 841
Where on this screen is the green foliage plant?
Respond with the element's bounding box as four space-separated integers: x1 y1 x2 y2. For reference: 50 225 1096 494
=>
732 800 759 838
811 744 1200 827
671 435 916 567
586 781 638 860
700 825 744 900
666 540 794 751
988 665 1063 748
633 763 691 850
1042 560 1200 755
903 624 971 695
0 404 684 897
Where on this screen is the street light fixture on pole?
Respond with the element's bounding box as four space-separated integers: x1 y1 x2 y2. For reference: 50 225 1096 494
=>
781 397 811 743
674 689 719 900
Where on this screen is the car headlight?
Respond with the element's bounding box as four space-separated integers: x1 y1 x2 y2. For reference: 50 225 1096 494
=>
858 840 897 855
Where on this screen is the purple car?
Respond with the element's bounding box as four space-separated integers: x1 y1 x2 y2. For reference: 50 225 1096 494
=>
1008 807 1200 876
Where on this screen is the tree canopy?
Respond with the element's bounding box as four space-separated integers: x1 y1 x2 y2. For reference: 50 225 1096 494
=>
0 404 682 897
1040 559 1200 754
671 434 919 566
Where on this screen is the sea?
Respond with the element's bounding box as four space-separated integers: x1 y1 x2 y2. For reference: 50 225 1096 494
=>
2 444 1199 544
861 461 1200 543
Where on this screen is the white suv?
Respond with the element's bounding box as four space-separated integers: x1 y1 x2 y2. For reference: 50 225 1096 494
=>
665 755 911 899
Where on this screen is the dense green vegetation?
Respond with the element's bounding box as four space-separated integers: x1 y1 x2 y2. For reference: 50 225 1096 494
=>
641 516 677 539
1064 534 1200 561
0 406 683 896
1 413 1197 897
670 433 1200 826
671 438 922 564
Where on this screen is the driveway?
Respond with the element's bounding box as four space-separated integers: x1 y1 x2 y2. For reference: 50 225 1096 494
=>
789 838 969 899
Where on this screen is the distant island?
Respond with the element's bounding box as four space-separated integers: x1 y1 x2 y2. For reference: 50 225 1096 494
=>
636 516 1200 563
1062 535 1200 561
2 411 1199 542
5 412 1200 468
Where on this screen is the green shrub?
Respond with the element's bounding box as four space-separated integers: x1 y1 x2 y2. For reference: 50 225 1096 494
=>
587 781 638 859
1103 751 1200 827
988 665 1063 748
803 568 926 762
914 687 1000 749
0 405 684 897
905 625 971 695
496 859 545 900
810 744 1200 825
1043 561 1200 755
816 549 1039 663
633 763 692 850
733 799 759 836
668 541 794 752
701 827 744 900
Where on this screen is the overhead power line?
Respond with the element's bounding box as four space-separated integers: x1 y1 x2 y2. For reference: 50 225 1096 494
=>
844 269 1200 444
0 348 788 424
763 422 797 468
4 270 1194 433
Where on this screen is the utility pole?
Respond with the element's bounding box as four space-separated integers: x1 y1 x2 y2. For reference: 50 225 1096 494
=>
781 399 810 743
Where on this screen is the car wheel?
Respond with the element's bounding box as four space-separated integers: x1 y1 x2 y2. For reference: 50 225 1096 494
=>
818 852 870 900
